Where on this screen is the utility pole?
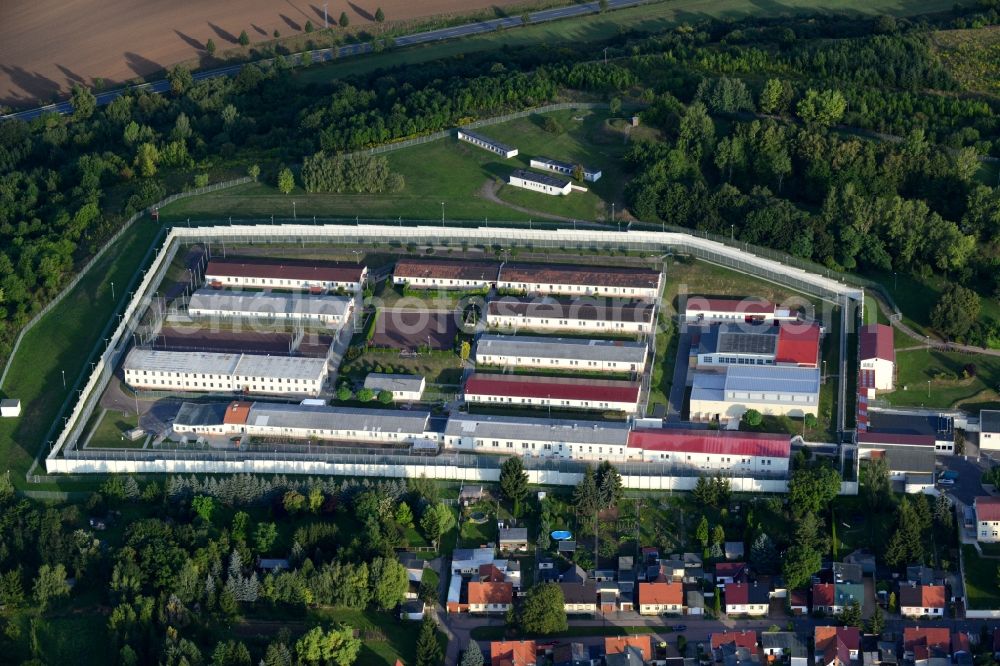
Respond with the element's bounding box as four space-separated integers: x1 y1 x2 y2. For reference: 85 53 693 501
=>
324 2 329 28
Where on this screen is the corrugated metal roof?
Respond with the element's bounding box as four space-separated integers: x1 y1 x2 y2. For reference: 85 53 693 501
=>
976 496 1000 522
206 258 364 283
687 297 775 315
175 401 228 427
465 373 639 403
125 348 240 375
475 334 647 364
723 365 821 394
457 128 515 153
444 413 629 446
510 168 571 189
234 355 327 381
188 288 353 318
363 373 425 393
628 428 791 458
246 402 430 434
775 323 821 366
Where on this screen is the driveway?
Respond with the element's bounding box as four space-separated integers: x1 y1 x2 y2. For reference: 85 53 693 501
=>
666 329 693 423
938 455 988 506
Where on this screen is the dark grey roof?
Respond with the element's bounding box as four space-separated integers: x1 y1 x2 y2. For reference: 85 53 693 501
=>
510 168 571 189
499 528 528 543
761 633 807 658
982 410 1000 433
246 402 431 435
458 128 515 153
833 562 863 584
475 333 647 364
869 411 953 440
858 442 935 473
487 297 655 324
175 401 228 427
559 580 597 604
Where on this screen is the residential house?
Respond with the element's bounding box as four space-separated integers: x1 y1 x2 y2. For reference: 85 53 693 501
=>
789 589 808 615
843 550 877 576
712 631 759 661
906 565 935 586
899 584 946 618
833 562 864 585
902 628 951 666
762 632 808 666
812 583 864 615
459 485 485 506
725 582 770 616
605 637 653 663
617 581 635 612
975 496 1000 543
452 547 496 574
399 600 425 621
468 581 513 614
606 650 645 666
491 640 537 666
498 528 529 553
687 590 706 616
716 562 748 585
551 642 593 666
397 552 425 600
638 581 684 615
560 565 597 613
814 627 860 666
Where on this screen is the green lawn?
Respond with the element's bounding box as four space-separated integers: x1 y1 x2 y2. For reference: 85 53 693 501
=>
962 544 1000 610
0 217 162 487
159 108 625 224
459 509 498 548
85 409 141 449
339 349 464 388
883 349 1000 409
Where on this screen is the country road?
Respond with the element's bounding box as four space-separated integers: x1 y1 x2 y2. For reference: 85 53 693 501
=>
0 0 650 123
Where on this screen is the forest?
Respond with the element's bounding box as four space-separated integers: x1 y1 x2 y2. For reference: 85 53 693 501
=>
2 1 1000 363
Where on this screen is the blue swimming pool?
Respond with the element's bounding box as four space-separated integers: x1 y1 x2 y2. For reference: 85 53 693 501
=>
551 530 572 541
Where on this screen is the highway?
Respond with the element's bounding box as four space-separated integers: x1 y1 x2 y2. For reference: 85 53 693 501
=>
1 0 650 123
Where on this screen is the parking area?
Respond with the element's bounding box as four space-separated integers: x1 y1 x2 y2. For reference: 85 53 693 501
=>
937 455 989 506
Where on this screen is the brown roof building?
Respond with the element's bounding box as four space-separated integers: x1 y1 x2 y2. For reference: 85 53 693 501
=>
393 258 499 285
498 263 661 297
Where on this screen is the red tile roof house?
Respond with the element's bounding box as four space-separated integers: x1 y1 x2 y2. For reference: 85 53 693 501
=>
859 324 895 391
491 640 537 666
814 627 860 666
463 373 642 414
606 636 653 662
975 496 1000 543
725 582 770 617
715 562 748 585
789 589 809 615
467 581 514 614
638 581 684 615
903 627 952 665
712 631 759 654
811 583 864 615
899 584 946 619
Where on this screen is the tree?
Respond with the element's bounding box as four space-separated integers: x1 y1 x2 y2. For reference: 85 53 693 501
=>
788 465 841 517
277 167 295 194
599 0 609 10
248 164 260 181
693 476 713 505
868 604 885 636
863 457 891 512
839 600 862 628
712 524 725 546
212 640 251 666
0 470 15 505
238 30 250 46
254 522 278 553
396 502 414 527
596 461 623 509
356 388 375 402
415 617 442 666
339 11 349 27
374 7 385 23
713 588 721 616
134 142 160 178
519 583 568 634
0 569 25 607
573 467 600 521
759 78 791 115
782 512 825 590
378 390 394 404
460 640 485 666
742 408 763 427
750 533 779 573
931 284 981 341
283 490 306 513
369 557 408 610
71 84 96 120
459 340 471 362
609 97 622 115
192 495 215 522
168 65 193 96
295 624 361 665
696 516 710 548
336 385 353 401
232 511 250 542
796 89 847 128
420 503 455 548
33 564 70 610
499 456 529 516
888 591 897 615
934 494 954 532
206 38 217 55
305 20 314 33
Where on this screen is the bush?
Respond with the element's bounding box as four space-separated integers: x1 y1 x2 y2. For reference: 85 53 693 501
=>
378 390 394 404
357 388 375 402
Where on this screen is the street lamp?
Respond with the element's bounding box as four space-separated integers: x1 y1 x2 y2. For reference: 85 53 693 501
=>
61 369 66 389
110 281 115 301
292 201 297 219
441 201 445 226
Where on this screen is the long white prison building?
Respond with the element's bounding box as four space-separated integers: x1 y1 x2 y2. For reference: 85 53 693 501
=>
204 259 367 292
123 348 327 396
187 289 354 327
486 297 655 334
475 334 647 372
498 263 662 299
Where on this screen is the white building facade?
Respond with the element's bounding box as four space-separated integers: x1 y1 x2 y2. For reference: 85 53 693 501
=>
486 298 654 334
443 414 631 462
463 373 641 414
684 297 794 323
456 129 518 158
392 258 498 290
204 259 367 292
508 169 573 196
980 410 1000 451
529 157 602 182
187 289 354 327
363 373 426 402
688 365 820 423
498 263 662 299
124 349 327 396
474 334 647 373
859 324 895 391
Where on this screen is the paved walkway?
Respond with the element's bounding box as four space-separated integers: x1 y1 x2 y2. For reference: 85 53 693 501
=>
477 180 608 228
872 297 1000 359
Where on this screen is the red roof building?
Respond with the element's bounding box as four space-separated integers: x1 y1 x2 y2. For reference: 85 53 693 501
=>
975 496 1000 522
903 627 951 661
856 432 936 447
638 582 684 610
775 323 822 366
468 582 514 607
813 583 835 608
899 584 946 613
628 429 791 459
223 401 252 425
491 640 537 666
711 631 758 650
715 562 748 583
605 636 653 661
815 627 860 666
860 324 895 363
205 259 365 284
464 373 640 410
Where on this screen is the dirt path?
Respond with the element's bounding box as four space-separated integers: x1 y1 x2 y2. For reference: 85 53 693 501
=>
871 296 1000 358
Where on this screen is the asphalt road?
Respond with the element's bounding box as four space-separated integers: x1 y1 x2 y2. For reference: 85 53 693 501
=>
1 0 650 123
